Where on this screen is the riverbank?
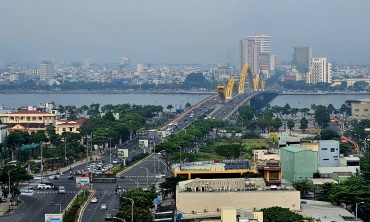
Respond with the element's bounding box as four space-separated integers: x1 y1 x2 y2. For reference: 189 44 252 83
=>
0 89 216 95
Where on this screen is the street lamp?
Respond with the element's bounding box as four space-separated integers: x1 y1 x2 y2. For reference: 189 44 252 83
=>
129 179 139 188
140 167 149 189
8 169 16 201
355 201 364 221
64 136 67 161
109 138 113 165
50 202 62 214
121 196 134 222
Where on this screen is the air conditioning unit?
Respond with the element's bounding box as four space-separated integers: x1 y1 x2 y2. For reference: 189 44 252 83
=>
217 208 220 212
192 210 195 214
204 209 208 212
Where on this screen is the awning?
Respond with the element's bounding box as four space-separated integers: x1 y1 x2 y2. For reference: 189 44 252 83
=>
21 144 41 150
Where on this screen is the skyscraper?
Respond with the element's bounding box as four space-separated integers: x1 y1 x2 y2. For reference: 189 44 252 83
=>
241 34 272 77
307 57 332 84
39 58 54 81
293 46 312 74
240 39 260 75
245 34 271 54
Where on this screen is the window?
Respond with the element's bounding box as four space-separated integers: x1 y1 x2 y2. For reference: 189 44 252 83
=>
355 109 360 112
333 156 338 158
330 148 335 152
321 148 328 150
365 109 369 112
62 128 66 132
323 158 329 160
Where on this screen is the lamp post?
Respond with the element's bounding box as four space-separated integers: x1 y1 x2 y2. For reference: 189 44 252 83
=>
179 146 182 163
121 196 134 222
40 141 44 184
8 169 16 201
355 201 364 221
129 179 139 188
64 136 67 161
140 167 149 189
50 202 62 214
109 138 113 165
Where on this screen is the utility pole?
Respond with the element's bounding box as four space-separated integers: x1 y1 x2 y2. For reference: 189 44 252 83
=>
40 142 43 184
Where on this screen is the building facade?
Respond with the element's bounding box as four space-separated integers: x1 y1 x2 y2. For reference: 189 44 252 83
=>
0 108 57 133
280 146 318 182
293 46 312 74
245 34 271 53
318 140 340 167
307 57 332 84
39 58 55 81
240 39 260 75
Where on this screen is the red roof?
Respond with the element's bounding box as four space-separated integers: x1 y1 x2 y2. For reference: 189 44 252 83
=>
12 110 50 115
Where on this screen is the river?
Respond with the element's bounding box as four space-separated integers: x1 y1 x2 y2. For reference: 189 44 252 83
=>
0 93 368 110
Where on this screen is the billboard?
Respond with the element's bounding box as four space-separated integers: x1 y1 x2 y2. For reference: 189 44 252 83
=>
139 139 149 148
117 149 128 158
76 177 90 189
45 214 63 222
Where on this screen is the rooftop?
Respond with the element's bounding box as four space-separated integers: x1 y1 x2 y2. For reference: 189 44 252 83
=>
311 178 338 185
299 200 361 222
281 146 307 153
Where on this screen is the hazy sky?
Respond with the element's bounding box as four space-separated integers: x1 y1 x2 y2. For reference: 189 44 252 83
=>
1 0 369 65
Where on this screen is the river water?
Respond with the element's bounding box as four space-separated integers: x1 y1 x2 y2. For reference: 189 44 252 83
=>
1 93 368 110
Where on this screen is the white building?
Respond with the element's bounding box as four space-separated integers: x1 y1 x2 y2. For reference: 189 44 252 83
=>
39 58 55 81
136 63 144 74
240 39 260 75
318 140 340 167
307 57 332 84
245 34 271 53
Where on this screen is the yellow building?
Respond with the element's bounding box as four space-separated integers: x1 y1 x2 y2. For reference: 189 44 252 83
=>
55 118 87 135
0 109 57 134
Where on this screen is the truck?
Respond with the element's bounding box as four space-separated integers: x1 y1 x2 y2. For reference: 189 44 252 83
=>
91 173 116 183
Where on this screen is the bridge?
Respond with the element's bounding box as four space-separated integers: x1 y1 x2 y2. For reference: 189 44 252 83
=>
217 64 266 101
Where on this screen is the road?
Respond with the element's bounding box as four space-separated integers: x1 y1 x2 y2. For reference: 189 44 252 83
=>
4 94 218 222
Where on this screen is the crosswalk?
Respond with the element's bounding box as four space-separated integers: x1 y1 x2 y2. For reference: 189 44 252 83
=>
24 190 119 195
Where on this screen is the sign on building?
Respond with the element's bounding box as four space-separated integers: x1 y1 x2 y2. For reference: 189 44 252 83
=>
45 214 63 222
76 177 90 189
117 149 128 158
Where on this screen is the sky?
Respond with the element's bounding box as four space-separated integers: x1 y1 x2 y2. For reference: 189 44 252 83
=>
1 0 370 65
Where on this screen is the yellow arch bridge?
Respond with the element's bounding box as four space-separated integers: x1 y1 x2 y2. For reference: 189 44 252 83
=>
217 64 266 100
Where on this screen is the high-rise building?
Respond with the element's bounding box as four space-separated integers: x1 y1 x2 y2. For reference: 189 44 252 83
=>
245 34 271 53
84 57 91 69
307 57 332 84
240 39 260 75
39 58 54 81
241 34 272 77
293 46 312 74
136 63 144 74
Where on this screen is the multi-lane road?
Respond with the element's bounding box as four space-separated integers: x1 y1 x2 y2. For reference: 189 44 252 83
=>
2 93 249 222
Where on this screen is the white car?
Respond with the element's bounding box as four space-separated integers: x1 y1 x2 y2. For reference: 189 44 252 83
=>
100 204 107 210
37 184 51 190
112 159 119 164
91 197 98 203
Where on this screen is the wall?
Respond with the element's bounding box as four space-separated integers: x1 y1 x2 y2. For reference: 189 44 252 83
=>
176 190 301 214
318 141 340 167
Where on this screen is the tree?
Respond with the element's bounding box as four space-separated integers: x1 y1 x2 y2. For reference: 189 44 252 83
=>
183 73 210 89
185 102 191 109
0 165 33 197
300 108 310 117
292 179 314 198
102 111 116 122
353 81 369 90
214 144 243 159
314 105 330 129
272 118 283 132
166 104 174 112
287 120 295 131
261 206 304 222
319 130 339 140
5 131 30 160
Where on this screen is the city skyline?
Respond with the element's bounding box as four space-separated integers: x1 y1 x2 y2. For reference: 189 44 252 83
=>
1 0 369 65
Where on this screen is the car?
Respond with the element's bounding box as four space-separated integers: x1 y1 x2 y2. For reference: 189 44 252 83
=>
58 186 66 194
67 175 75 180
104 214 113 221
37 184 51 190
91 197 98 203
112 159 119 164
100 204 107 210
107 164 114 169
